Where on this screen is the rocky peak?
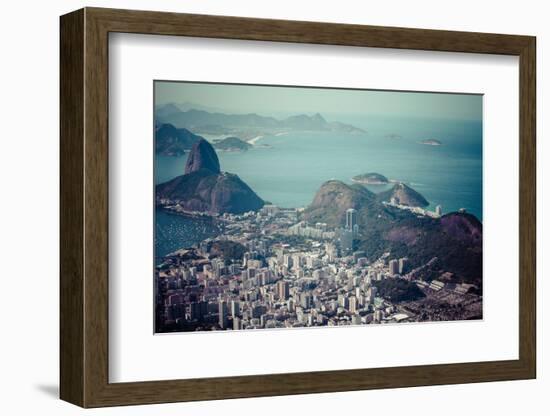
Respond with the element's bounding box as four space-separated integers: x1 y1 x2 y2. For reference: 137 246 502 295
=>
184 139 221 175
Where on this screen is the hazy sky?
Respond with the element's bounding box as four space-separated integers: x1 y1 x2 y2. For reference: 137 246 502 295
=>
155 81 482 121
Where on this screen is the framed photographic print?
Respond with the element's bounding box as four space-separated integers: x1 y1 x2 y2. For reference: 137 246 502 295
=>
60 7 536 408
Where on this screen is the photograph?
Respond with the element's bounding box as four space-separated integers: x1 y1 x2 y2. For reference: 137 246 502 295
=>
154 81 483 333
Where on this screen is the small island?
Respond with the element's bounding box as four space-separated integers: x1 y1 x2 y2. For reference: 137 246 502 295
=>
420 139 442 146
352 172 389 185
385 133 402 140
212 136 252 152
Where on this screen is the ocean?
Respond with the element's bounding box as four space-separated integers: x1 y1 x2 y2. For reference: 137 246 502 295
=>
155 115 482 257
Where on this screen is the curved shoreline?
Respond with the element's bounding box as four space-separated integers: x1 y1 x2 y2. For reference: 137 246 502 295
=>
247 135 264 145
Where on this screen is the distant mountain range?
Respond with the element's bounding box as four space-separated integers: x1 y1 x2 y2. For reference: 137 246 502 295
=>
155 101 232 116
155 105 366 138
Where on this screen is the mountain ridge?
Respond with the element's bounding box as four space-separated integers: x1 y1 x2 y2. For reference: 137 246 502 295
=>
155 123 203 156
301 180 481 286
155 106 366 136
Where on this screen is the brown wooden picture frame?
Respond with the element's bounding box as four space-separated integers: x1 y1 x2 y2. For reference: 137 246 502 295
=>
60 7 536 408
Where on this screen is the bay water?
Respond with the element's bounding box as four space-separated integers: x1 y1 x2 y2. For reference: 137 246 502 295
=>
155 115 482 257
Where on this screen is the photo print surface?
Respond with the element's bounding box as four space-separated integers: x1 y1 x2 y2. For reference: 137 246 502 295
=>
154 81 483 334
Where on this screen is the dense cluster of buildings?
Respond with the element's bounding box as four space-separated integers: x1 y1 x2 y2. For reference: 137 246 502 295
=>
155 205 481 333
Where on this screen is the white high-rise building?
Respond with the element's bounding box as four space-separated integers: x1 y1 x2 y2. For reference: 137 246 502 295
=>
291 254 302 270
346 208 357 231
277 280 289 301
233 317 241 330
283 254 293 269
325 243 338 262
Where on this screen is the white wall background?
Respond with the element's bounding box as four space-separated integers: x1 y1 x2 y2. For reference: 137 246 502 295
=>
0 0 546 414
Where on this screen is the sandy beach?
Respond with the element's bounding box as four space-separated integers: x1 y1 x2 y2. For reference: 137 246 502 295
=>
247 135 264 145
